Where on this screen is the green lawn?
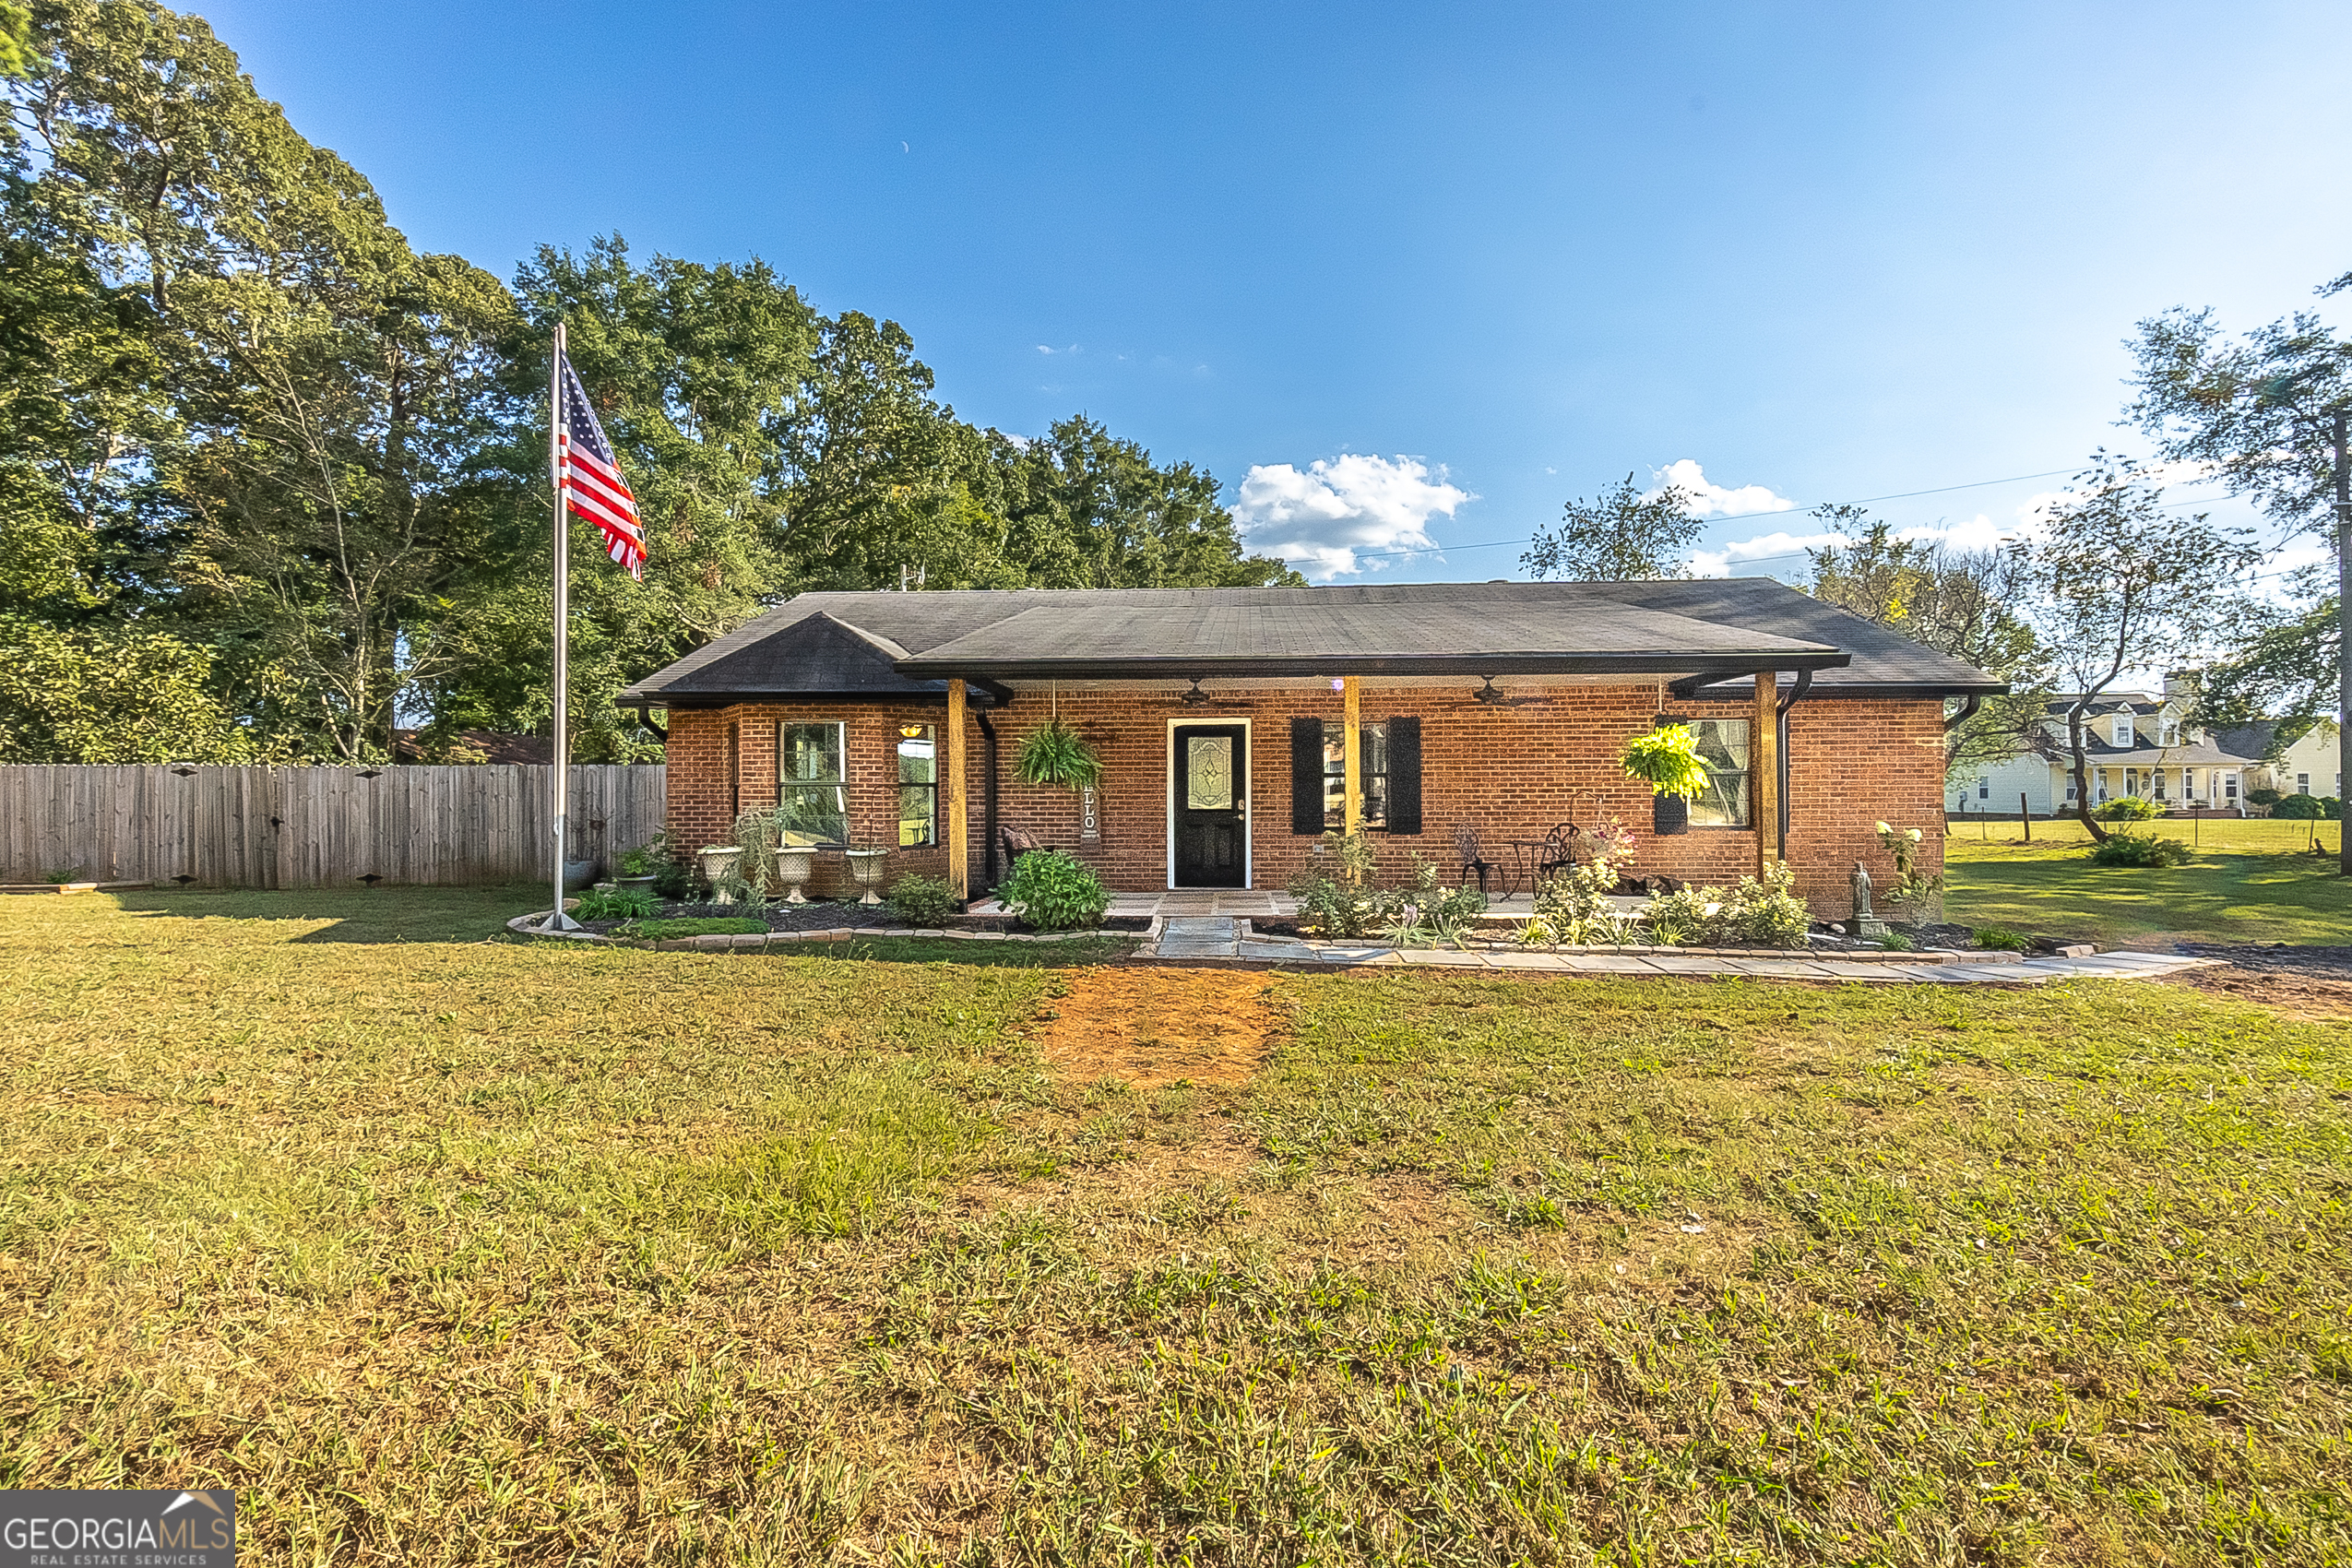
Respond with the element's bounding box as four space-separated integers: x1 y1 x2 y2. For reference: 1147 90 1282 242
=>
1946 816 2352 947
3 886 2349 1563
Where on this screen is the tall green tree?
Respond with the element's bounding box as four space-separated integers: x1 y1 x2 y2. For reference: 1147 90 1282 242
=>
2023 457 2255 841
991 416 1301 589
2126 270 2350 866
1519 473 1700 580
6 0 524 760
1804 506 2050 772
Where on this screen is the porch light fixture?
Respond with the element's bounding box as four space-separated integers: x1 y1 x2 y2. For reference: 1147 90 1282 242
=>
899 723 925 739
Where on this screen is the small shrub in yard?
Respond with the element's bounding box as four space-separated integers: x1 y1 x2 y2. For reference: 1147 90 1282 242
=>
2272 792 2341 820
1972 923 2031 952
1634 863 1811 948
886 873 959 926
2089 833 2194 868
2094 796 2161 821
1877 930 1917 951
574 886 657 921
996 849 1110 931
2246 786 2283 807
652 856 695 901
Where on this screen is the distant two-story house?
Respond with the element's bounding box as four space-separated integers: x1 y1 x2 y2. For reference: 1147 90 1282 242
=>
1952 676 2342 814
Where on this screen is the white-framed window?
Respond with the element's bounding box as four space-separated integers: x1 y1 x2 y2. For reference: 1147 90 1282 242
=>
2298 773 2310 796
1978 778 1990 800
2159 718 2180 746
778 720 849 846
2065 776 2078 801
2109 713 2133 747
2225 773 2239 801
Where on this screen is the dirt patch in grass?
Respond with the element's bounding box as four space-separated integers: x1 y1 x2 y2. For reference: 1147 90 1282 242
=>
2164 962 2352 1020
1031 966 1279 1088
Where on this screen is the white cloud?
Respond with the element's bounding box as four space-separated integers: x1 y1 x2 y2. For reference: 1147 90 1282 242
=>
1230 454 1473 579
1690 530 1847 578
1651 458 1796 519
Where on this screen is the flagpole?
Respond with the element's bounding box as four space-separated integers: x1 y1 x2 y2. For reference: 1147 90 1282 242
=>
542 320 580 932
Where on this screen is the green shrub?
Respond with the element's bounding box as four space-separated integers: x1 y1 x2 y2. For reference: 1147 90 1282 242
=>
2274 792 2342 820
1288 831 1396 939
575 886 657 921
2088 833 2193 867
2246 786 2282 807
1971 923 2031 952
652 856 695 901
2093 796 2161 821
618 916 768 940
1723 861 1812 948
886 873 959 926
1876 930 1917 952
996 849 1110 932
1633 864 1811 949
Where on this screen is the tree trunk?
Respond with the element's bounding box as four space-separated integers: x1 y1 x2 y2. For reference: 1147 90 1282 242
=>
2068 709 2108 843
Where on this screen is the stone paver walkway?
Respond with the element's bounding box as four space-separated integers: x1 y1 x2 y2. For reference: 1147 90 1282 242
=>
1138 916 2219 985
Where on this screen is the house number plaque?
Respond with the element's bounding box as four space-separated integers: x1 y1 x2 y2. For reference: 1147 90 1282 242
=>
1080 785 1099 841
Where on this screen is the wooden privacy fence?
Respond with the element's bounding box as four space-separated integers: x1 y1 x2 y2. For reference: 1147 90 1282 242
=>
0 765 666 888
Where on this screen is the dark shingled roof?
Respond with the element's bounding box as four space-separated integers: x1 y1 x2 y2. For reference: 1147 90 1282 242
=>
636 611 948 702
618 579 2004 704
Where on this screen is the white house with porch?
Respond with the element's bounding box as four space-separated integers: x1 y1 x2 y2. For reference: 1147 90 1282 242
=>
1954 685 2263 815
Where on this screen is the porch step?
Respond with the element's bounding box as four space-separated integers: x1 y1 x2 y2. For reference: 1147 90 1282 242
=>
1148 915 1241 959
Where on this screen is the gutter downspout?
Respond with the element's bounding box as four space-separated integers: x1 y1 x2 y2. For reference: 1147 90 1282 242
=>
1776 671 1813 847
1942 692 1982 734
975 702 1003 888
628 703 668 743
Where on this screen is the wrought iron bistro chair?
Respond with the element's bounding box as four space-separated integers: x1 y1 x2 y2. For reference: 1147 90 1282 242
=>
1534 822 1586 885
1453 824 1503 897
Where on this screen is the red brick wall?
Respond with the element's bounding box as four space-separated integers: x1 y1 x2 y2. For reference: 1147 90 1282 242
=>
665 685 1949 911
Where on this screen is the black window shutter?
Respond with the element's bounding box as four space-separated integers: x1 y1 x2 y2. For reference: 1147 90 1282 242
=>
1289 717 1324 835
1388 716 1423 835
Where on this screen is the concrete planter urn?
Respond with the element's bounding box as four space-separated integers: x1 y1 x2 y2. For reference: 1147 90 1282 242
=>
696 845 743 903
843 847 888 906
615 873 659 897
563 858 600 891
773 845 815 904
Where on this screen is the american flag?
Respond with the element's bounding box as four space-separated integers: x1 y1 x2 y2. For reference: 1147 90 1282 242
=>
557 353 646 578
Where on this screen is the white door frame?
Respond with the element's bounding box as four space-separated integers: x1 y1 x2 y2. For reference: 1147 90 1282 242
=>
1165 717 1253 889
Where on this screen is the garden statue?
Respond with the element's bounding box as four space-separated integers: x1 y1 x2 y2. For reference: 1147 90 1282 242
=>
1850 861 1888 940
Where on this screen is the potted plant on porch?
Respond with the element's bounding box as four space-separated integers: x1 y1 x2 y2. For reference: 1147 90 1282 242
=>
842 843 889 905
1620 722 1710 836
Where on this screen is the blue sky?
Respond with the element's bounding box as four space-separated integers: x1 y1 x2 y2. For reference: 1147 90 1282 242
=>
207 0 2352 582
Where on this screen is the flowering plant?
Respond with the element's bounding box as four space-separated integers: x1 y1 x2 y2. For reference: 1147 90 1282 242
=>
1874 821 1944 925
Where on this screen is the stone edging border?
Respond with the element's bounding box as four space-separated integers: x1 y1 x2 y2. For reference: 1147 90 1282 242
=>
505 910 1160 950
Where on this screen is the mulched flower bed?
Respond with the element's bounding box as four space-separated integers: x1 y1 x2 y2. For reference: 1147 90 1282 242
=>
2178 943 2352 981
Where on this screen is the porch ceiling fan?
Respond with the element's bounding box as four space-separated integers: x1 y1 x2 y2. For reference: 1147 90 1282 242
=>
1470 675 1539 708
1171 676 1252 708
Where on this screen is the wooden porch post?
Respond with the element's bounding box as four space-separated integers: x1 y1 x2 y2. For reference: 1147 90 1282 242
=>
1342 676 1362 836
946 678 969 901
1754 671 1780 874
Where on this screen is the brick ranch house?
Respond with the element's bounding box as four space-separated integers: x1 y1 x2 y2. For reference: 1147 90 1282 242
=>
618 580 2004 908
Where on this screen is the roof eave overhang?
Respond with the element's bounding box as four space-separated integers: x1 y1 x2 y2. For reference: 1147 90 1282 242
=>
892 650 1854 682
1676 676 2011 700
614 679 1014 709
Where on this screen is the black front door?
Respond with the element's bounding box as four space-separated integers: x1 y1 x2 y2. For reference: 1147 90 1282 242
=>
1172 724 1248 887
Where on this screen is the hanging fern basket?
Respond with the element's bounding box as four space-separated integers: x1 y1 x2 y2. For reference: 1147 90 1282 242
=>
1621 722 1708 837
1016 716 1103 790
